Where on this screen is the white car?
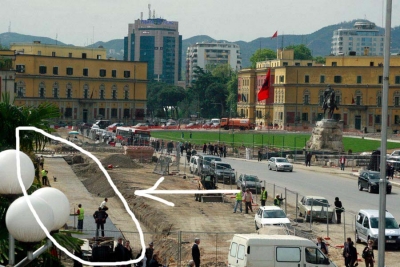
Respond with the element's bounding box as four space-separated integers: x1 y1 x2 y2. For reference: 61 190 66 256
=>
189 155 200 174
268 157 293 172
254 206 291 230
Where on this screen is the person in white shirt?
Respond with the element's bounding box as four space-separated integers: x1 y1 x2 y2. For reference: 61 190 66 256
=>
100 198 108 210
243 188 253 214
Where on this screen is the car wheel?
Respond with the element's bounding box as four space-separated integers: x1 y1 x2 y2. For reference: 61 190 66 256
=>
290 169 293 172
255 221 259 230
355 231 361 243
358 182 363 191
387 189 392 194
269 165 271 170
368 185 373 193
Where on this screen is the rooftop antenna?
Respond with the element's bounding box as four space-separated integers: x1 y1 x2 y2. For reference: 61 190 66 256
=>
148 4 151 19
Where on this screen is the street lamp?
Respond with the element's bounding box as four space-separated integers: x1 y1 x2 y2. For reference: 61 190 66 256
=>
0 149 70 266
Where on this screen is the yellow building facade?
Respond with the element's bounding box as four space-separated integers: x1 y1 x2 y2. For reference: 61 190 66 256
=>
1 43 148 124
238 54 400 132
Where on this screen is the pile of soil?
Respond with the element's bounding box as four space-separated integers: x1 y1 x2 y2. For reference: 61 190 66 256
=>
100 153 143 169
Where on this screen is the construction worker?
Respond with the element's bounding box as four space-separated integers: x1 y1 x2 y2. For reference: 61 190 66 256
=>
274 194 285 207
41 169 48 186
260 187 268 206
233 187 243 213
76 204 85 232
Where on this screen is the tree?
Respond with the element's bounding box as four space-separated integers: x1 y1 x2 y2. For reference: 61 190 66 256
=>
314 56 326 64
226 72 238 117
284 44 313 60
249 49 276 68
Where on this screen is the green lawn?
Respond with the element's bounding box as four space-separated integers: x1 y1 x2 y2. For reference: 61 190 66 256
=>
150 130 400 153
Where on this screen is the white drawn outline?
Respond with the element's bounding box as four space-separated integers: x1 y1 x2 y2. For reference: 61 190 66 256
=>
15 126 239 265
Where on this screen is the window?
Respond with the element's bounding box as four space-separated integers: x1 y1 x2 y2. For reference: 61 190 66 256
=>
378 76 383 84
83 85 89 99
302 113 309 122
276 247 301 262
356 96 361 105
99 108 105 117
100 89 105 100
375 115 381 124
53 67 58 75
52 52 56 57
357 76 362 84
82 53 87 59
320 75 325 83
377 96 382 107
112 70 117 78
112 89 117 99
395 115 400 124
124 90 129 100
97 55 101 59
39 66 47 74
395 76 400 84
111 108 117 118
39 87 45 98
16 65 25 73
304 95 309 104
83 68 88 76
305 75 310 83
124 71 131 78
67 88 72 98
53 88 58 98
68 53 72 58
279 76 284 83
66 67 73 75
319 95 324 106
336 95 341 105
283 62 288 66
37 51 41 55
331 62 337 66
100 69 106 77
334 76 342 83
395 96 400 107
65 108 72 118
305 247 327 264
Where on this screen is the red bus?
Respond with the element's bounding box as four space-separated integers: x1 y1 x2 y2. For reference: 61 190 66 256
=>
116 127 151 146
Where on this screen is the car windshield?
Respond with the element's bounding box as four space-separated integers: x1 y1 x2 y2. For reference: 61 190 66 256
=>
370 217 399 229
276 158 289 163
204 157 221 166
306 199 329 206
263 210 286 218
368 172 380 180
244 176 259 182
216 163 231 169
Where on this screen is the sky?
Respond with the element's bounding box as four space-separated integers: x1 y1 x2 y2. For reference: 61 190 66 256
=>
1 0 399 46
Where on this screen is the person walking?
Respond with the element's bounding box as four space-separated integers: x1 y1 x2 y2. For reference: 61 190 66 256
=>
348 241 358 267
343 237 352 267
258 149 262 162
186 149 192 163
202 143 207 154
123 240 133 267
93 207 108 238
260 187 268 206
223 145 227 158
362 240 375 267
145 242 154 267
243 188 253 214
76 204 84 232
192 238 201 267
233 187 242 213
334 197 343 224
41 169 49 186
316 236 328 255
306 152 312 167
340 155 346 171
274 194 285 207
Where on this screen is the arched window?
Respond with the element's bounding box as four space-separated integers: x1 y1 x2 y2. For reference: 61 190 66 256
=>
319 89 324 106
17 81 26 97
66 83 72 99
39 82 46 98
303 89 310 105
111 85 117 100
335 90 342 105
376 91 382 107
124 85 129 100
99 84 105 100
83 84 89 99
52 82 59 98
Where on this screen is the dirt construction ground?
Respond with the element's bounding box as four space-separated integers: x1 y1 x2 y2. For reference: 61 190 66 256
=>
49 130 398 267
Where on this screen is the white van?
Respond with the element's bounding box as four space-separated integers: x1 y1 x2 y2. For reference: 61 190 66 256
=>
228 234 337 267
189 155 200 174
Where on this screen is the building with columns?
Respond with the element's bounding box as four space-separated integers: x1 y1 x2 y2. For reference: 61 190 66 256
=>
1 42 148 124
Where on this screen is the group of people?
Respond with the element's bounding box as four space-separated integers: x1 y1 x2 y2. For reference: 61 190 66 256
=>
342 237 375 267
202 142 227 157
233 186 285 214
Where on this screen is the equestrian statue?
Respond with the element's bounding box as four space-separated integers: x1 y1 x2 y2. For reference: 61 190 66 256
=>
322 85 338 119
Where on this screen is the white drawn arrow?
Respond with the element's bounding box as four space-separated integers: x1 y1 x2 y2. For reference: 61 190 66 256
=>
135 177 239 206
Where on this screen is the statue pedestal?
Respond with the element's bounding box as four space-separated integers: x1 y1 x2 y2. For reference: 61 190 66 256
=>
306 119 343 152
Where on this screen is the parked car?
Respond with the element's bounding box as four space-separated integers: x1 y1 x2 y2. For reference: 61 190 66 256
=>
80 122 93 129
237 174 262 193
185 123 197 129
55 121 67 128
355 209 400 248
268 157 293 172
107 122 124 132
358 170 392 194
390 150 400 156
189 155 200 174
297 196 335 222
162 121 178 129
197 155 221 175
387 156 400 171
133 123 149 130
210 123 220 129
210 161 235 184
254 206 291 230
202 122 213 129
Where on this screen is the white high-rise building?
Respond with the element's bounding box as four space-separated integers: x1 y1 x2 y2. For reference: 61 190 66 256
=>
331 21 384 56
186 41 242 86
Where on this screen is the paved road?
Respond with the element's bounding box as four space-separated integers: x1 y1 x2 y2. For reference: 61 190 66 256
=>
212 156 400 220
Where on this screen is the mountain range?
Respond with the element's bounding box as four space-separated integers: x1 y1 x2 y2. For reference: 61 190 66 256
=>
1 19 400 68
